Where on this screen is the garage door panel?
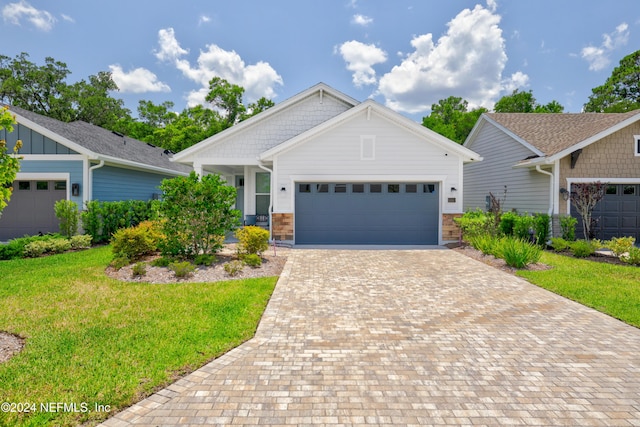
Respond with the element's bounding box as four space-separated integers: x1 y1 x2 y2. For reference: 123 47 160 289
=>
295 182 439 245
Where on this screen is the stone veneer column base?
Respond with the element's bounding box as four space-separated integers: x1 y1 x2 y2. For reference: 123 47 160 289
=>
442 213 462 243
272 213 294 241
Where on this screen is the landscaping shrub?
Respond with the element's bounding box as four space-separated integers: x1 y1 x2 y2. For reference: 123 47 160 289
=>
49 238 72 254
132 262 147 277
54 199 79 238
82 200 158 243
23 237 71 257
569 239 596 258
559 215 578 241
513 214 535 241
110 222 160 262
194 253 217 266
550 237 570 252
168 261 195 278
224 260 244 276
151 256 172 267
235 226 269 255
605 236 636 258
455 209 498 240
23 240 49 258
495 237 542 268
533 214 550 246
621 246 640 265
498 211 518 236
70 234 92 250
469 234 498 256
242 253 262 267
159 172 240 258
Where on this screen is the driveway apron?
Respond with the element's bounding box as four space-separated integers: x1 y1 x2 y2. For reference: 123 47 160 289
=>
102 249 640 426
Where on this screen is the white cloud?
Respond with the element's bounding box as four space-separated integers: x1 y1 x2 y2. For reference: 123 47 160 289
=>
352 14 373 26
109 65 171 94
581 22 629 71
198 15 211 25
155 28 283 106
502 71 529 93
377 3 522 114
61 14 74 23
337 40 387 87
2 0 55 31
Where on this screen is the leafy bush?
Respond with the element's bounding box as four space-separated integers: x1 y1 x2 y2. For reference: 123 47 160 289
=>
455 209 498 240
132 262 147 277
151 256 172 267
235 226 269 255
70 234 92 249
559 215 578 241
82 200 158 243
159 172 240 258
605 236 636 258
621 246 640 265
224 260 244 276
242 253 262 267
498 211 518 236
569 240 595 258
111 255 131 270
23 237 72 257
469 234 498 256
54 200 79 238
550 237 570 252
533 214 550 245
495 237 542 268
111 222 160 262
0 234 64 259
513 214 535 241
49 238 71 254
194 253 217 266
168 261 195 278
23 240 49 258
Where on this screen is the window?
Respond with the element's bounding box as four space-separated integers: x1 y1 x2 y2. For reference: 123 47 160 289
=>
606 185 618 195
370 184 382 193
18 181 30 190
334 184 347 193
635 135 640 156
298 184 311 193
425 184 436 193
54 181 67 191
352 184 365 193
255 173 270 215
316 184 328 193
405 184 417 193
624 185 636 195
36 181 48 190
388 184 400 193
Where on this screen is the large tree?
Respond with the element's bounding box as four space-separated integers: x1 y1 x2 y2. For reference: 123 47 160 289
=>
421 96 487 144
0 107 21 217
494 89 564 113
583 50 640 113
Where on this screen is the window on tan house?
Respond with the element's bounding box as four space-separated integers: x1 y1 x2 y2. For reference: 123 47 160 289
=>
635 135 640 156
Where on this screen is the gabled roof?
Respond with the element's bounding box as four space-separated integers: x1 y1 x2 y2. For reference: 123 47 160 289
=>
172 83 359 163
468 110 640 165
8 105 190 175
260 99 482 163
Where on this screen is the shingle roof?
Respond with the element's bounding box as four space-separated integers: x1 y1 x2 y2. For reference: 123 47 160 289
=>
486 111 640 156
7 105 190 175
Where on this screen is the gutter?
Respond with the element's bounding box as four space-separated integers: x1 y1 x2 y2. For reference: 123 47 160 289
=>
257 161 274 241
88 160 105 202
535 164 554 237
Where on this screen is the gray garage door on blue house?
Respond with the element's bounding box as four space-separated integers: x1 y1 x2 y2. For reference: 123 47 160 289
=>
295 182 439 244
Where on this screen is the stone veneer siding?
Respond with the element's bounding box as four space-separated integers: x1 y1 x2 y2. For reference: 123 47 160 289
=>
272 213 294 241
442 213 462 243
558 123 640 215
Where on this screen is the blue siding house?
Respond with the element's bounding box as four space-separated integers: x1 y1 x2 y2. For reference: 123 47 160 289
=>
0 106 191 240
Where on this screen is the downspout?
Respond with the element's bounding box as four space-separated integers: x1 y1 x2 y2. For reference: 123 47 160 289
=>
257 161 273 241
535 164 554 238
88 160 105 202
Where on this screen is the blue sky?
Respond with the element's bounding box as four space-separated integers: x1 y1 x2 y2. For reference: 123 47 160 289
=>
2 0 639 121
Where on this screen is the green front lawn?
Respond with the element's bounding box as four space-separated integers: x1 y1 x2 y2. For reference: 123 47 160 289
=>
0 246 277 427
517 251 640 328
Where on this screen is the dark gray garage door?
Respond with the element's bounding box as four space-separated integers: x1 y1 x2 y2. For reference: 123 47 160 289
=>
295 182 439 245
572 184 640 240
0 180 66 240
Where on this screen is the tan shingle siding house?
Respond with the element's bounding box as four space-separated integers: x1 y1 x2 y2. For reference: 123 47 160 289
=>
463 111 640 239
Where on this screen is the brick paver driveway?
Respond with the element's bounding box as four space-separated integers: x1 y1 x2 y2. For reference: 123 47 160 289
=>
103 249 640 426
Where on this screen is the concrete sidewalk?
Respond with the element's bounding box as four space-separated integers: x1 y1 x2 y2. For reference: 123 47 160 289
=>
101 249 640 426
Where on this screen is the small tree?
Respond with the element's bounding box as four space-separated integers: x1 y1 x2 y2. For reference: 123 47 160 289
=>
0 106 21 218
159 172 240 258
54 199 79 238
570 182 606 241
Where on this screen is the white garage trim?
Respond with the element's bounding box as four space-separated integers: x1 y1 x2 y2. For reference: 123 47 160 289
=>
15 172 70 200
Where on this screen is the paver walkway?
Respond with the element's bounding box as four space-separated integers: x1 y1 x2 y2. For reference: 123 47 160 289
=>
102 249 640 426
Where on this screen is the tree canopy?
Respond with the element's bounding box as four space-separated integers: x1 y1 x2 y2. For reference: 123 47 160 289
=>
583 50 640 113
493 89 564 113
0 107 21 216
421 96 487 144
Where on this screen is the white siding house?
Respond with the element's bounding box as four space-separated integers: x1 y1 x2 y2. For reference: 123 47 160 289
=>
172 83 481 245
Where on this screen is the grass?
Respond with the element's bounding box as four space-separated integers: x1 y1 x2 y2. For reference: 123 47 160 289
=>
517 251 640 328
0 246 277 427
